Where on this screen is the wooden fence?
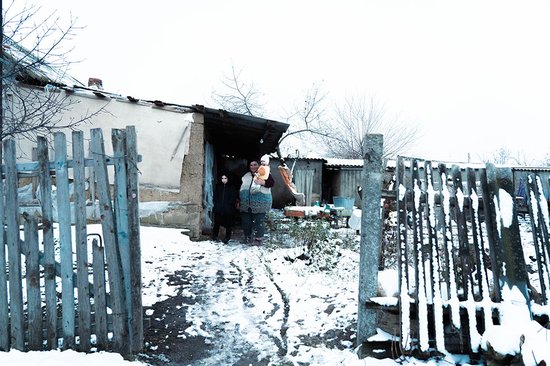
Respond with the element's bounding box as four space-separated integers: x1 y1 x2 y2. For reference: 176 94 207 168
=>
354 133 550 361
0 126 142 357
388 156 547 357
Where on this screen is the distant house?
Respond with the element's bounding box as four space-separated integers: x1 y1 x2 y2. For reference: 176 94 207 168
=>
6 42 289 239
323 158 365 207
269 157 325 208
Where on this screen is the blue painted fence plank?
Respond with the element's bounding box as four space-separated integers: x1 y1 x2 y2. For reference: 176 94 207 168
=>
37 136 58 349
72 131 92 352
54 132 75 348
4 139 25 350
90 128 129 357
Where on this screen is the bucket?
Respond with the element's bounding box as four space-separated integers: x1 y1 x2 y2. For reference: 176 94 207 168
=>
333 196 354 210
333 196 354 217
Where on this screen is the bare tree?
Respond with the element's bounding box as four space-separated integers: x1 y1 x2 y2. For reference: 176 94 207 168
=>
319 96 419 160
2 1 101 143
211 63 265 117
211 65 419 161
482 147 534 166
211 65 333 160
276 82 333 160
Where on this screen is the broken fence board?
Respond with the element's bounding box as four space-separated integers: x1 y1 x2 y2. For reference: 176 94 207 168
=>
90 128 129 356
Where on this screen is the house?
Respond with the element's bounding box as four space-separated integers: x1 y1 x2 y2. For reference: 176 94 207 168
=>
5 40 289 239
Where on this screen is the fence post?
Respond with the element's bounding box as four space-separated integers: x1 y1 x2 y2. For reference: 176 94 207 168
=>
126 126 143 353
112 129 132 343
357 134 384 351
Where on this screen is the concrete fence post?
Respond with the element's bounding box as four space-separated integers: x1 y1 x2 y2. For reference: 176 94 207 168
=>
357 134 384 351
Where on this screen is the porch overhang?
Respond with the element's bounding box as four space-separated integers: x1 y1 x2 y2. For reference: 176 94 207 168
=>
196 105 289 160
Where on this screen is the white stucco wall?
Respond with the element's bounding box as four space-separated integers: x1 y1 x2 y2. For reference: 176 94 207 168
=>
14 88 194 189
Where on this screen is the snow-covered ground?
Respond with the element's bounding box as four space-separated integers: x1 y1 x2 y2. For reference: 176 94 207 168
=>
0 215 549 365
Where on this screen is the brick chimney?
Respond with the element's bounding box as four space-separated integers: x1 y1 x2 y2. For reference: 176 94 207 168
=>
88 78 103 90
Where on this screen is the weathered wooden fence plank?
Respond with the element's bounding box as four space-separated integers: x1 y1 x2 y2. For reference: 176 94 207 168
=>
479 167 503 302
396 156 412 351
527 174 550 305
450 165 476 353
0 145 9 351
422 161 436 303
439 164 462 334
54 132 76 348
126 126 144 352
412 159 430 352
72 131 92 352
467 168 493 334
4 139 25 350
24 214 42 350
90 128 129 356
422 161 446 352
451 166 472 297
37 136 58 349
487 164 531 322
92 237 109 350
112 129 132 343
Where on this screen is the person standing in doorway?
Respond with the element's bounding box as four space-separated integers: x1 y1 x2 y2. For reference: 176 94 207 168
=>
239 158 274 245
212 173 238 244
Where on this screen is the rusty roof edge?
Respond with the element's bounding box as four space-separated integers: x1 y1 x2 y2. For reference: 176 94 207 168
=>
197 105 289 132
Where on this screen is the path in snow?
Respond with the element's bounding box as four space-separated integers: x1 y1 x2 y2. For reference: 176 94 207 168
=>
137 231 358 366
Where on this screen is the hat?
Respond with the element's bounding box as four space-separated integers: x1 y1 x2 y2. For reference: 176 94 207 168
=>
260 154 270 164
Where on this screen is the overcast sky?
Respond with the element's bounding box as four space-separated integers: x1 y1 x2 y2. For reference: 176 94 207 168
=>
15 0 550 164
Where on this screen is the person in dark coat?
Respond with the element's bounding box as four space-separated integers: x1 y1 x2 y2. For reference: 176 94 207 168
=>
212 173 238 244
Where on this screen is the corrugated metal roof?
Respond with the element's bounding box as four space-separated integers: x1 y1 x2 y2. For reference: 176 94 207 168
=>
324 158 363 167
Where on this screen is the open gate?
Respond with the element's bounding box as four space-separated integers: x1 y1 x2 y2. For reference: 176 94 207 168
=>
0 126 142 357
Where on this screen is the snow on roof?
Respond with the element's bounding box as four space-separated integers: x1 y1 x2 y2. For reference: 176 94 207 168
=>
3 36 85 88
324 158 364 167
324 158 397 169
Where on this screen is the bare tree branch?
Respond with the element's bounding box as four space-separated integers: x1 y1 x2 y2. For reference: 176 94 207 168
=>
319 96 419 160
481 147 535 166
2 1 94 142
276 82 330 160
211 63 265 117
